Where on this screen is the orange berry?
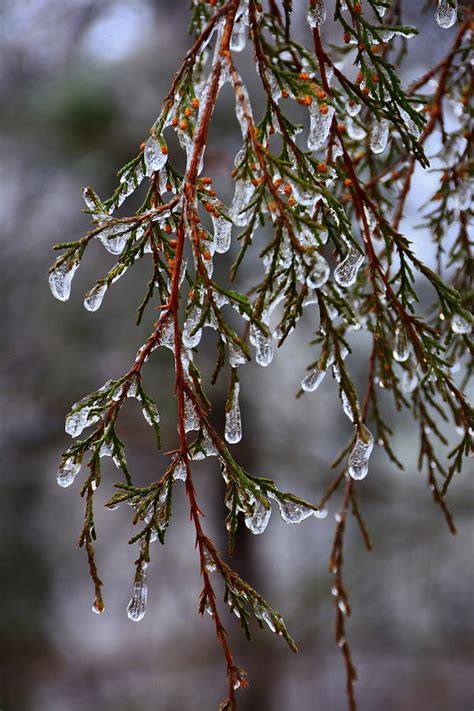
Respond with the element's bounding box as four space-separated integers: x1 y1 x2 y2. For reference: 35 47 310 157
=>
191 98 200 109
139 141 146 151
319 103 329 115
353 2 362 12
283 184 292 196
164 224 172 234
316 89 327 99
371 74 379 83
172 117 178 127
202 250 212 261
343 31 351 44
201 176 213 185
166 182 172 191
168 258 175 268
361 87 370 95
161 145 168 155
273 178 283 188
184 107 192 118
356 72 364 84
288 196 296 207
179 120 188 131
169 239 178 249
344 178 353 187
282 89 289 99
316 163 328 174
298 95 312 106
299 72 310 81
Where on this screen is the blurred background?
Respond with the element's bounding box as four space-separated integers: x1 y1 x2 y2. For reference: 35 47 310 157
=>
0 1 472 709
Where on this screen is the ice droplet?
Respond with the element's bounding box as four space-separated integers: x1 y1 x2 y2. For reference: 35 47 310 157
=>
229 341 247 368
451 313 472 335
308 103 335 150
334 245 364 288
401 369 418 393
212 214 232 254
306 255 330 289
346 100 361 117
230 16 247 52
348 425 374 481
142 401 160 427
49 259 79 302
172 459 187 481
65 407 90 438
91 599 104 614
57 457 81 488
245 497 272 535
306 0 326 27
277 498 314 524
203 550 217 573
225 381 242 444
393 326 410 362
84 284 107 312
250 324 274 367
183 303 203 349
97 224 129 255
184 394 200 432
126 567 148 622
144 136 168 176
230 179 254 226
435 0 457 28
370 119 389 154
301 366 326 392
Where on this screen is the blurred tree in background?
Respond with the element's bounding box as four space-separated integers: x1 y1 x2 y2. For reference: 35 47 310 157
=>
1 2 473 710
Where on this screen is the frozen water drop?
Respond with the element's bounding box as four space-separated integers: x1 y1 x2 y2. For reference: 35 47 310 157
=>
250 325 274 367
92 599 104 614
245 497 272 535
301 366 326 392
334 245 364 288
348 425 374 481
144 136 168 175
84 284 107 312
306 0 326 27
370 119 389 154
308 103 335 150
126 568 148 622
212 214 232 254
435 0 457 28
49 260 79 302
306 255 330 289
225 382 242 444
57 457 81 488
393 327 410 362
451 313 471 335
277 499 313 524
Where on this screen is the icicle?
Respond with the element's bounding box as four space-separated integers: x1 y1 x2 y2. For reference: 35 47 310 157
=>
144 136 168 176
235 85 252 138
306 255 330 289
99 440 113 458
212 214 232 254
126 566 148 622
97 225 128 255
91 599 104 614
142 401 160 427
173 459 187 481
250 324 274 367
229 341 247 368
401 369 418 393
182 304 203 349
301 366 326 392
370 119 389 154
340 390 356 422
334 245 364 288
346 100 361 117
348 425 374 481
308 103 335 150
451 314 472 335
346 117 366 140
393 326 410 362
65 407 91 438
84 284 107 312
230 17 247 52
57 457 81 488
277 498 313 524
225 382 242 444
184 394 200 432
435 0 457 28
306 0 326 27
230 179 254 226
49 259 79 302
244 497 272 535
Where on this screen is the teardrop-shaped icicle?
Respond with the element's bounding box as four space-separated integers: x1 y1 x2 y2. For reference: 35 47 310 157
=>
49 260 79 302
126 567 148 622
225 381 242 444
435 0 457 28
301 366 326 392
347 425 374 481
451 313 471 335
244 497 271 535
334 245 364 288
144 136 168 176
277 498 314 524
306 0 326 28
57 457 81 488
370 119 389 154
393 326 410 362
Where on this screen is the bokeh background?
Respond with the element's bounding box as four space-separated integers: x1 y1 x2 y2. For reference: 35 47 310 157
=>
0 1 472 710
